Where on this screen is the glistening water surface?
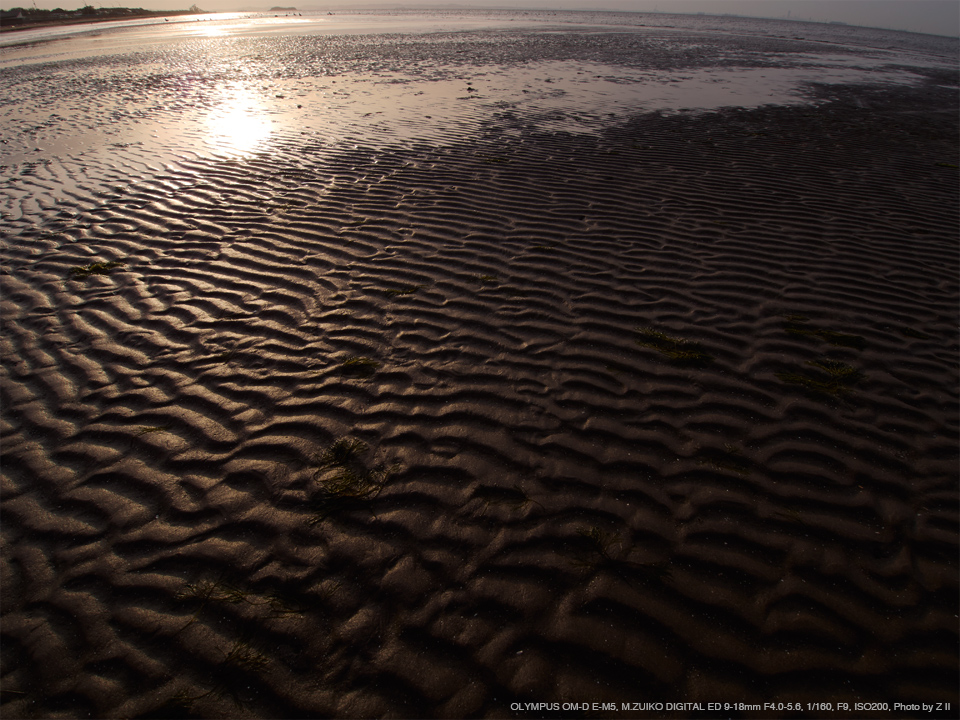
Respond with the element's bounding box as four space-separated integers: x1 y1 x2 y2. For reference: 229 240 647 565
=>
1 10 953 211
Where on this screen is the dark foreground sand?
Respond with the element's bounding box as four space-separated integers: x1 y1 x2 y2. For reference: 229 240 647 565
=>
1 17 958 720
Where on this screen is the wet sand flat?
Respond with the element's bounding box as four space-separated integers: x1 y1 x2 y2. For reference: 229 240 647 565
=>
1 11 958 719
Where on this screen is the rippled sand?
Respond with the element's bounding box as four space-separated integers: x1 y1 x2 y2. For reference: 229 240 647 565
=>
1 11 958 719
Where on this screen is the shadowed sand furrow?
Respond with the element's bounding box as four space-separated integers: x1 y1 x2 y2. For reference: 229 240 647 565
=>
2 16 958 719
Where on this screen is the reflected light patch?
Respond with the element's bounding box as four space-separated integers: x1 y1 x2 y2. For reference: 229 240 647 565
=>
205 88 272 156
197 26 228 38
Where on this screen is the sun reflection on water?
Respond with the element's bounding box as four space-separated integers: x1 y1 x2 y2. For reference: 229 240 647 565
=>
204 85 273 156
196 26 228 38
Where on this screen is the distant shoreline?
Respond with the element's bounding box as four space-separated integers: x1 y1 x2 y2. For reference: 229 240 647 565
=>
0 10 200 34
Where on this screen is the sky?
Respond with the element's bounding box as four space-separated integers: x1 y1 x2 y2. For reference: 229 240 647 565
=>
16 1 960 37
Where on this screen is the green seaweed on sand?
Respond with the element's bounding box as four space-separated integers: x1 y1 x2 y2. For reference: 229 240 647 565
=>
135 425 170 437
935 162 958 168
337 356 380 378
174 577 303 633
173 579 233 634
384 284 425 297
777 359 864 396
264 590 308 617
635 327 713 366
68 260 125 279
206 639 270 706
176 578 250 612
476 274 499 285
311 438 394 522
783 316 866 350
317 438 368 469
155 638 270 711
177 578 224 604
221 639 269 673
140 689 200 719
317 466 388 502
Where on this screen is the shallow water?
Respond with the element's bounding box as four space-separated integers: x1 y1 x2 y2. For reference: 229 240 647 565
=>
3 8 957 57
1 10 954 197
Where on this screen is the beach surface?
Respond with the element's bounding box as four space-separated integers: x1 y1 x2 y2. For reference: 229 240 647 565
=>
1 10 958 719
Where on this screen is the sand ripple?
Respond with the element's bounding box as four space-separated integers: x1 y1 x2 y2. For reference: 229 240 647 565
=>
2 24 958 720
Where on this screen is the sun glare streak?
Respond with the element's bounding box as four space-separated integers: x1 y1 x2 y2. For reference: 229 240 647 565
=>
205 86 273 156
196 26 228 38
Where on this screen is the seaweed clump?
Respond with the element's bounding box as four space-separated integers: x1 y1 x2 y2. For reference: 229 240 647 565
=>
635 327 713 367
783 316 866 350
384 284 425 297
69 260 125 279
337 356 380 379
311 438 393 522
777 359 864 396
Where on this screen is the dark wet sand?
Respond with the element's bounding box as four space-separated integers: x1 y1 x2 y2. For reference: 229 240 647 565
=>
1 19 958 720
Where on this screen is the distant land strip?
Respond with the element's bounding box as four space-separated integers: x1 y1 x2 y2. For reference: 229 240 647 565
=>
0 6 202 33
